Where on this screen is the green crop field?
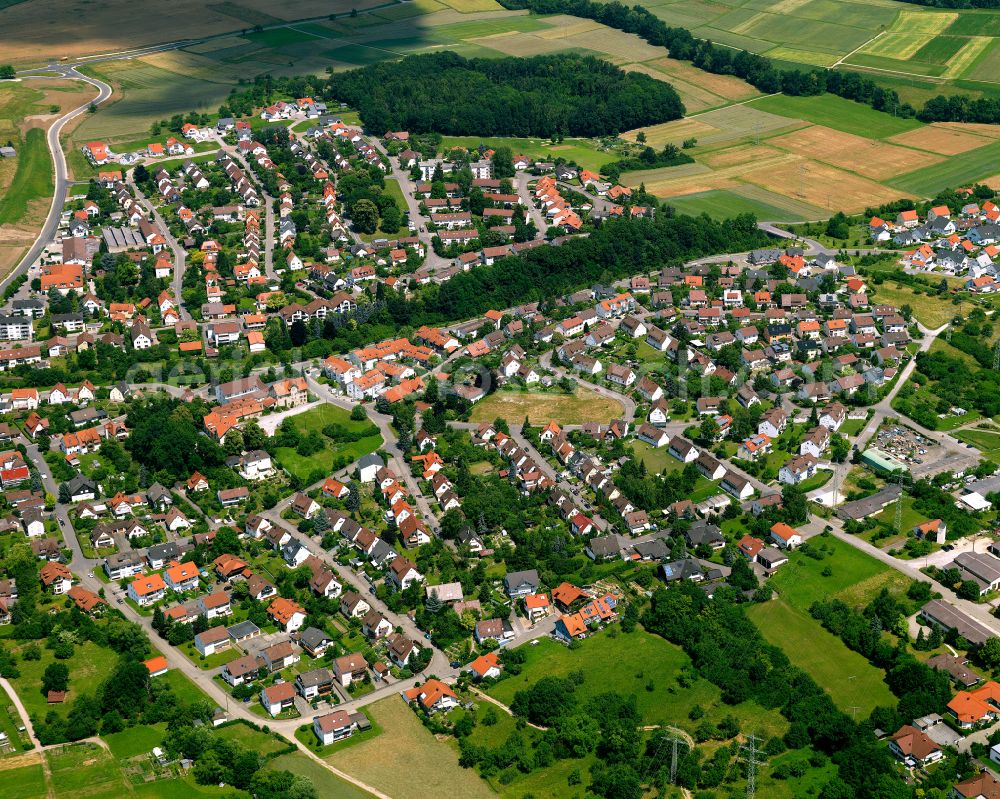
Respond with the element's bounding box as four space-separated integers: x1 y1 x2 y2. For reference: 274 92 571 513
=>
5 762 47 799
889 138 1000 195
662 187 820 222
746 93 923 138
747 599 896 716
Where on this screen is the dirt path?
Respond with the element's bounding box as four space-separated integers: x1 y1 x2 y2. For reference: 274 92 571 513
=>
466 687 547 731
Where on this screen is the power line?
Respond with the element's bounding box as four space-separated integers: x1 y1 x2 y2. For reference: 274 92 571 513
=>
739 733 764 799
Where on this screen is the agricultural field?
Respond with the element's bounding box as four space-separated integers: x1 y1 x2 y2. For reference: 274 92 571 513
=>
0 78 97 278
0 0 391 66
746 599 896 716
38 0 1000 229
469 388 625 426
329 697 497 799
844 8 1000 83
4 760 48 799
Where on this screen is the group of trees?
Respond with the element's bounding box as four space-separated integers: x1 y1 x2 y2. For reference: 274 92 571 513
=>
163 723 316 797
643 582 908 799
498 0 1000 125
457 673 647 798
809 588 957 727
124 396 231 487
327 52 685 138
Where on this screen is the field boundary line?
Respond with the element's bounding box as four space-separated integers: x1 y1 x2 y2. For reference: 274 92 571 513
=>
831 29 885 68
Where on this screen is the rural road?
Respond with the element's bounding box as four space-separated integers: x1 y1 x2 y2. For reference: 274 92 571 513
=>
1 67 111 292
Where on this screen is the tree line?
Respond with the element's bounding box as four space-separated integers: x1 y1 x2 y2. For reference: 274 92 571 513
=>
498 0 1000 125
326 51 685 138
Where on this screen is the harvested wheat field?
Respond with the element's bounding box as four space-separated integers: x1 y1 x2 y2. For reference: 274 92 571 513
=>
701 144 788 169
622 118 718 147
530 14 603 38
622 64 724 112
644 57 759 102
741 158 913 213
933 121 1000 140
768 126 943 181
889 123 997 155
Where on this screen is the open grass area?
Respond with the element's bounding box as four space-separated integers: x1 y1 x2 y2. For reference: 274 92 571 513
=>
329 697 496 799
488 629 789 738
216 721 290 756
868 281 968 328
439 134 616 172
265 752 375 799
747 599 896 716
954 425 1000 459
0 128 51 226
0 682 29 756
273 403 383 483
49 742 132 799
102 723 166 759
4 761 47 799
8 640 119 721
469 388 624 425
159 669 215 706
766 534 899 611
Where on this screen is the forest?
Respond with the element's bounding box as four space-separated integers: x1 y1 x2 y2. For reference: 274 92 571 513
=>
498 0 1000 124
326 52 685 138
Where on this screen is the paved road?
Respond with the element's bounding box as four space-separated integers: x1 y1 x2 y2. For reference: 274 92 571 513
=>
0 677 42 748
1 67 111 292
126 168 190 319
370 139 449 273
537 349 637 421
516 171 548 235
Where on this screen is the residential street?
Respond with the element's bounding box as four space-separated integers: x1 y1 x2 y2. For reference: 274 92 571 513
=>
127 169 190 319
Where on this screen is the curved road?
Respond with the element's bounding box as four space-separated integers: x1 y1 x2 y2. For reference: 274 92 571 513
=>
2 67 112 292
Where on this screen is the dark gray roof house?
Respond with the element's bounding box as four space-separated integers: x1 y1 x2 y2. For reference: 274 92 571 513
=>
503 569 539 598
